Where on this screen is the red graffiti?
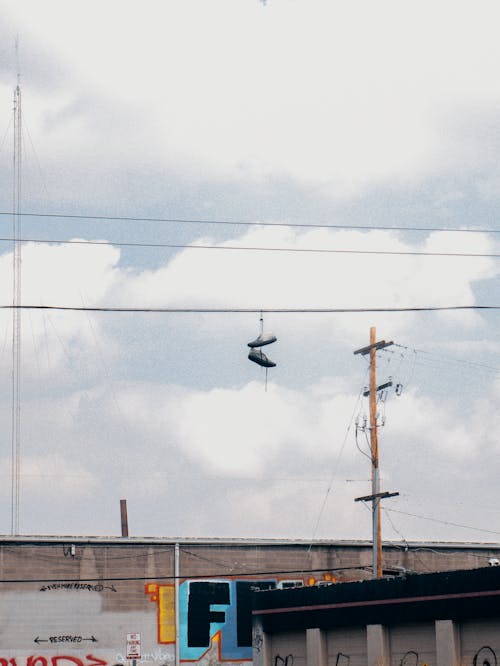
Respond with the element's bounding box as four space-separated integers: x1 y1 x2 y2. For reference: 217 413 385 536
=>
4 657 113 666
52 659 83 666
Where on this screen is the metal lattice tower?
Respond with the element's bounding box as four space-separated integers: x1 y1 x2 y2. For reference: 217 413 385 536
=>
11 75 21 535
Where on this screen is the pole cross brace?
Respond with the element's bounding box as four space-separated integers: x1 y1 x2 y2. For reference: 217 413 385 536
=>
354 491 399 503
353 340 394 356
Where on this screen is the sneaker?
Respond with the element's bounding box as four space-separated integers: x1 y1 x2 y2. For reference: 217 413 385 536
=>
247 332 277 348
248 349 276 368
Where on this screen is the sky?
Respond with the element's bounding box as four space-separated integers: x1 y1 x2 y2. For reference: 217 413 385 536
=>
1 0 500 544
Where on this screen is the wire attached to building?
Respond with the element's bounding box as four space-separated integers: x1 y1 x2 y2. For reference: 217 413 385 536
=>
386 508 500 537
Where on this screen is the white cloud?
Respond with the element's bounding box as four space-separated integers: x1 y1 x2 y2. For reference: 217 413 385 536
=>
2 373 498 540
0 226 495 382
167 380 355 475
1 0 500 541
108 227 498 342
2 0 500 196
0 241 119 377
20 454 97 497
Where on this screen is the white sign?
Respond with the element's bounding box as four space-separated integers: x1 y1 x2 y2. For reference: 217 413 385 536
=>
126 633 141 660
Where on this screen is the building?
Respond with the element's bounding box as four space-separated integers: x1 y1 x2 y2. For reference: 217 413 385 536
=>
252 566 500 666
1 535 499 666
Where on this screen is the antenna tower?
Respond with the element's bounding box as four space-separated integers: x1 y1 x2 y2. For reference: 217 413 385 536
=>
11 42 22 535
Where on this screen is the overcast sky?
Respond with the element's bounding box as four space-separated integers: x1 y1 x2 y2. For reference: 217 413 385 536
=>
1 0 500 545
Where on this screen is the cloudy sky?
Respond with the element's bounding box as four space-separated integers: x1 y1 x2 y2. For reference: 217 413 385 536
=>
1 0 500 545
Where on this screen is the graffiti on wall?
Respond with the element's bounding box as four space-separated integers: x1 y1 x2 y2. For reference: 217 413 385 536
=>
147 579 275 661
34 638 98 645
39 584 116 593
146 574 335 662
400 652 419 666
473 648 497 666
0 574 332 666
335 653 350 666
273 657 293 665
0 656 115 666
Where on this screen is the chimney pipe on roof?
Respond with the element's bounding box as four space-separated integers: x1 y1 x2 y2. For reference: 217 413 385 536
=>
120 499 129 538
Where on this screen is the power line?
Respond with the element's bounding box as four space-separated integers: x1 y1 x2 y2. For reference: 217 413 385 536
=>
1 235 500 259
386 508 500 537
380 347 500 376
1 305 500 314
308 370 369 547
0 565 371 585
1 210 500 235
391 343 500 373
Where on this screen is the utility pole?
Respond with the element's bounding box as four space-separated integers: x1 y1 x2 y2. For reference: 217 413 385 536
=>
354 327 398 578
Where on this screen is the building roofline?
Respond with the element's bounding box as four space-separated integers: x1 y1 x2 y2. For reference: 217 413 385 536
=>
252 566 500 631
0 535 498 549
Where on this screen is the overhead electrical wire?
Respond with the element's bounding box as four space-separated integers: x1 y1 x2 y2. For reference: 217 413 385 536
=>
307 369 369 550
391 343 500 374
1 210 500 235
2 305 500 314
397 355 499 378
382 507 412 551
0 565 372 585
386 508 500 537
379 345 500 385
0 235 500 259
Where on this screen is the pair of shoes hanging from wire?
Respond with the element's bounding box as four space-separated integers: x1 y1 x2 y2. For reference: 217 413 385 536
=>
248 315 277 369
248 333 277 367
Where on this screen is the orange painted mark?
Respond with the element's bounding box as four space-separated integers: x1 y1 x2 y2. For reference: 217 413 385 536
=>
179 631 252 664
145 582 159 603
145 583 175 644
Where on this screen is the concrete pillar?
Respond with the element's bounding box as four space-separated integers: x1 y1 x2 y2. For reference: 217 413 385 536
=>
306 628 327 666
367 624 390 666
253 618 271 666
436 620 460 666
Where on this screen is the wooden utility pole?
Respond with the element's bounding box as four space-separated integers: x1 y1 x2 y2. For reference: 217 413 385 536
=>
354 327 398 578
369 327 382 578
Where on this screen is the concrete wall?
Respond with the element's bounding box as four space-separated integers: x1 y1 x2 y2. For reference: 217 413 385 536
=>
0 539 498 666
256 620 500 666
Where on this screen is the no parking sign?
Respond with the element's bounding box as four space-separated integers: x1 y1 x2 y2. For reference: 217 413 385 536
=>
126 633 141 660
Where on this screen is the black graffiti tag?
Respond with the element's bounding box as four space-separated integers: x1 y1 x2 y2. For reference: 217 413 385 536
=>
39 584 116 593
